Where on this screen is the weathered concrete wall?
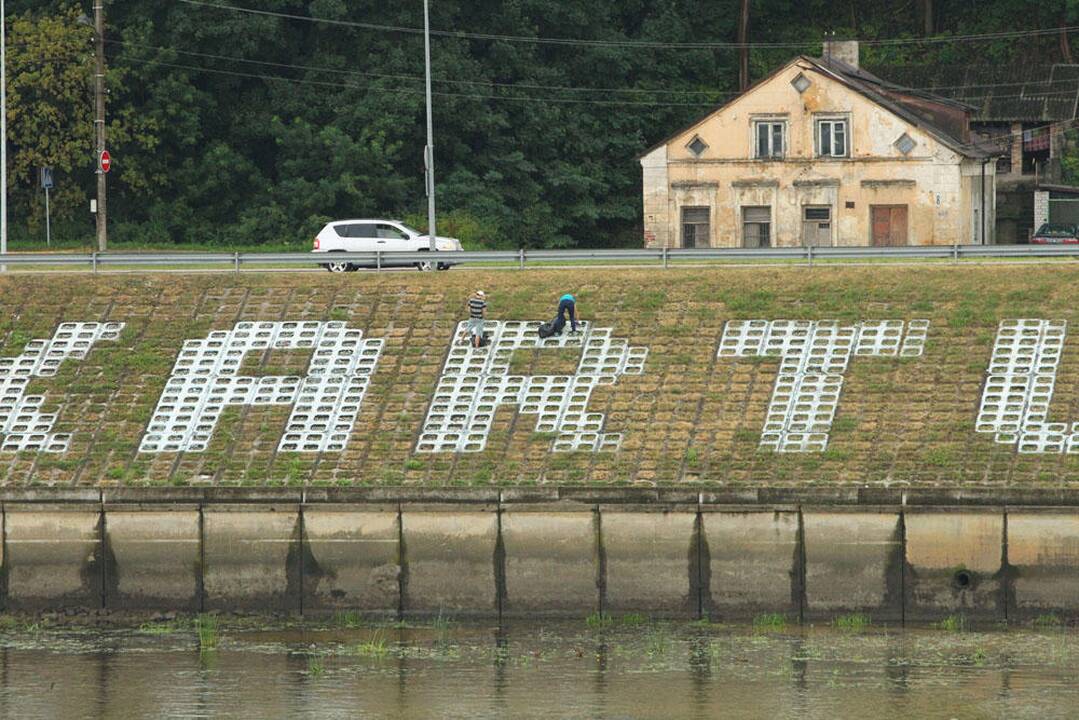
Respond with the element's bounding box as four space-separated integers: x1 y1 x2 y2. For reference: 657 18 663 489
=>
3 490 1079 623
6 505 100 611
400 506 498 618
1007 512 1079 620
803 510 903 622
701 509 800 622
302 505 400 615
904 510 1004 622
602 508 698 618
104 506 200 611
202 505 300 612
501 505 598 617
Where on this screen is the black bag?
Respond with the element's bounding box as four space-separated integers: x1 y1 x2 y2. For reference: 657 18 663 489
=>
537 321 555 339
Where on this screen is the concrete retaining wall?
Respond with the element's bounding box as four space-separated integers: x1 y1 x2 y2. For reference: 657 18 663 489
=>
0 488 1076 624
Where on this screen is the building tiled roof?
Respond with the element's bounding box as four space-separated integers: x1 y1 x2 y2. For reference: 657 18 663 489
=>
811 56 993 158
863 64 1079 123
640 55 993 160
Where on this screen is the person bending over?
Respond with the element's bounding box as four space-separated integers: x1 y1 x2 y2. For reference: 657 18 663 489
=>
552 293 578 335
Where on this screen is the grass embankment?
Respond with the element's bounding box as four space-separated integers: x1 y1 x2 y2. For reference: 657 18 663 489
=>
1 265 1078 487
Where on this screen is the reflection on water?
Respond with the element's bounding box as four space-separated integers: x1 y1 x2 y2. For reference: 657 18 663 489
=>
0 620 1076 719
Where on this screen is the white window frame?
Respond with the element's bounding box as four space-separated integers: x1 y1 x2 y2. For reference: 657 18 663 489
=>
752 119 786 160
815 116 850 158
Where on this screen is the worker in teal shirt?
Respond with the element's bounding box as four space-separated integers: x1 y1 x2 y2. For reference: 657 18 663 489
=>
554 293 578 334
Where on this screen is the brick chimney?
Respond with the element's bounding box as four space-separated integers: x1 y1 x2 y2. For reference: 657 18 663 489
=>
822 39 859 69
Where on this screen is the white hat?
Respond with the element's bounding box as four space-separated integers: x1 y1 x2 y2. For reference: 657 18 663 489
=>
476 290 485 297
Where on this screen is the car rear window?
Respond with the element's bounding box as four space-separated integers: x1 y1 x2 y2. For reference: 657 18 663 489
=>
1036 224 1077 237
336 224 376 238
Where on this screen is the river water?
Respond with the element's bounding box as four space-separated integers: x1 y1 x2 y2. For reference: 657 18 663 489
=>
0 619 1075 719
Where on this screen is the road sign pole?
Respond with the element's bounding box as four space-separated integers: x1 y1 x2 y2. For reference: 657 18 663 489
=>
44 186 50 247
93 0 106 253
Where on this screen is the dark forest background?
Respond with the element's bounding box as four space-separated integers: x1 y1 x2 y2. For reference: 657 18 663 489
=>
11 1 1079 249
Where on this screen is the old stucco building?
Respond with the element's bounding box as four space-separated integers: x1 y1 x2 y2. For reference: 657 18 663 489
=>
640 41 997 248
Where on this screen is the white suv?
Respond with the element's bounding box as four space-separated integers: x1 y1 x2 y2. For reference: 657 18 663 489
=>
312 219 463 272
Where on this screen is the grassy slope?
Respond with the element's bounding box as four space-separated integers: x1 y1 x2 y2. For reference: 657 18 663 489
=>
1 265 1077 488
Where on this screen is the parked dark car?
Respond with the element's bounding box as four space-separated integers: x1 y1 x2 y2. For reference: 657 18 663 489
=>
1031 223 1079 244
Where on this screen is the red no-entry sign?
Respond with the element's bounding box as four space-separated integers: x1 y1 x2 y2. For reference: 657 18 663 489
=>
99 150 111 174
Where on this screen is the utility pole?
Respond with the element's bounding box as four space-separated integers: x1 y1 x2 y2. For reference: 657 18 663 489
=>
738 0 750 90
1 0 7 270
94 0 106 252
422 0 436 251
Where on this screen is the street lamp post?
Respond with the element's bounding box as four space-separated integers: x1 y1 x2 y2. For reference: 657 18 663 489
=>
423 0 436 251
1 0 7 269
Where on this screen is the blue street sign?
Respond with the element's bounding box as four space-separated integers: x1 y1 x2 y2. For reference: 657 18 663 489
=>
40 167 54 190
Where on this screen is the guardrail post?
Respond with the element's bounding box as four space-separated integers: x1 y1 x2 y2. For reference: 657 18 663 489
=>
376 251 381 272
952 244 959 264
519 248 525 270
91 252 98 275
807 245 813 268
234 252 240 274
662 247 668 269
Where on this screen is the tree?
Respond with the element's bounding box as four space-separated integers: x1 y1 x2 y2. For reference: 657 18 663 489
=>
7 5 93 238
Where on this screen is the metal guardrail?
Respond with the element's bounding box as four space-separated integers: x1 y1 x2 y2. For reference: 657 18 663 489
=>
0 244 1077 272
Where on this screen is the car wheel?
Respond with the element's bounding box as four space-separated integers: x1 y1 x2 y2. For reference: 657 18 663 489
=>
416 257 434 272
436 262 450 271
326 260 350 273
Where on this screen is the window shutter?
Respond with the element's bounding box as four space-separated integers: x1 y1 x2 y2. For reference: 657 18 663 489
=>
683 207 710 223
743 207 770 222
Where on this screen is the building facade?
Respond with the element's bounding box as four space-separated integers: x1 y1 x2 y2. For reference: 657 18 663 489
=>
640 42 997 249
868 62 1079 243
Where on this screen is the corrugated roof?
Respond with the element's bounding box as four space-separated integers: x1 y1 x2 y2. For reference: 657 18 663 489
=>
863 64 1079 122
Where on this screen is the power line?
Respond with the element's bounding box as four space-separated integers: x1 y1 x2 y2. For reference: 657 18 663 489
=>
177 0 1079 50
130 53 1079 150
134 58 722 107
112 54 1079 121
106 38 740 97
109 38 1079 104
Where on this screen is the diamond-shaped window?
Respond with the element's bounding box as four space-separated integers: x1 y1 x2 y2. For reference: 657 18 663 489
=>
791 73 811 93
895 133 916 155
687 136 708 157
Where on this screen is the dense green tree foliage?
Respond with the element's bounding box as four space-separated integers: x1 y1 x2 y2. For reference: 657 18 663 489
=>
7 1 1077 248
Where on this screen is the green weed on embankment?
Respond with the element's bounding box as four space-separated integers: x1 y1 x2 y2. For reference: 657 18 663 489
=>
0 265 1078 487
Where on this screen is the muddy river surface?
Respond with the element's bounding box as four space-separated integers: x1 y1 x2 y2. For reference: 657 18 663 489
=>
0 619 1076 719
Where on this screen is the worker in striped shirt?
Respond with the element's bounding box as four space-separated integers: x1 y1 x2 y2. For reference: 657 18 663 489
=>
466 290 487 347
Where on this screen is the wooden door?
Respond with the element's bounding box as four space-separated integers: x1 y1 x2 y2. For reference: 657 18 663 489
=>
871 205 908 247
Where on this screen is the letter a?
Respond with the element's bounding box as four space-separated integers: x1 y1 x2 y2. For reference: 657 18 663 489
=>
140 322 383 453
